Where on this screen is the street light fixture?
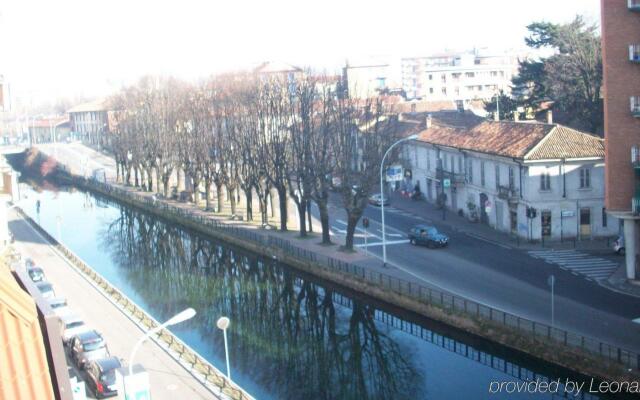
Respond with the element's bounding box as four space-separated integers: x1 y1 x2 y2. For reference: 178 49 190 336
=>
128 308 196 378
216 316 231 380
380 134 419 266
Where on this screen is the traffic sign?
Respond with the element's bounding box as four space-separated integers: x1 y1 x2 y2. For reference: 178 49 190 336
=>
443 178 451 188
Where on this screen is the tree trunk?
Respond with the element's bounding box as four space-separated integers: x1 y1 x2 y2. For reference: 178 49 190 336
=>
193 177 200 204
116 162 121 183
296 200 307 237
134 167 139 187
307 200 313 233
344 213 359 251
146 168 153 192
318 201 331 244
125 165 131 186
163 175 170 198
277 186 287 231
230 186 237 216
244 188 253 221
205 180 212 210
216 183 224 213
176 168 183 191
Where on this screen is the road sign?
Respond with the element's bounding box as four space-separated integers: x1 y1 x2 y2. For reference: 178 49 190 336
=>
561 210 574 218
386 165 403 182
362 217 369 228
443 178 451 188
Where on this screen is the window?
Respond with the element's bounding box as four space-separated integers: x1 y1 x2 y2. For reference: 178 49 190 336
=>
467 161 473 184
495 164 500 189
508 167 515 188
428 74 433 80
579 168 591 188
466 72 475 78
426 149 431 171
441 87 447 95
480 161 485 187
457 157 462 174
540 172 551 191
602 208 608 228
441 74 446 83
429 87 434 94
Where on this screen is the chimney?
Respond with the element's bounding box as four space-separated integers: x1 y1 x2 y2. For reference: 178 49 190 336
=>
546 110 553 124
426 114 432 129
513 112 519 122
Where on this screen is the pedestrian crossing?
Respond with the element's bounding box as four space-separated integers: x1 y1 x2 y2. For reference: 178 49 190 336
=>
527 250 619 282
384 207 428 221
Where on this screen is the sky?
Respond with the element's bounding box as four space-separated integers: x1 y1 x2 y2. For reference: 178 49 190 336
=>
0 0 600 107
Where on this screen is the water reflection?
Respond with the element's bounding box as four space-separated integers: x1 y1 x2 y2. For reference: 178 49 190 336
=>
99 207 422 400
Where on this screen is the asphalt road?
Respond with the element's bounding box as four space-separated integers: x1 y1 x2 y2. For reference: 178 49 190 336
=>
319 196 640 352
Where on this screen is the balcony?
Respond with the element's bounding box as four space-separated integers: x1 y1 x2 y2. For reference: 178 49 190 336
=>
630 0 640 11
630 45 640 62
633 196 640 215
631 97 640 118
437 168 466 185
497 185 518 202
633 145 640 168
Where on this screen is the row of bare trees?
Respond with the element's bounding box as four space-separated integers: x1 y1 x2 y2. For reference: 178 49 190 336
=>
108 73 402 250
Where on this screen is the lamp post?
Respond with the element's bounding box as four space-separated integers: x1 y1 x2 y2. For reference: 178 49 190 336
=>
380 134 419 266
128 308 196 379
216 316 231 380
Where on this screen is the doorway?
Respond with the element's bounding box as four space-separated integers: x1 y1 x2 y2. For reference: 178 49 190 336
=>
541 211 552 238
510 210 517 233
427 178 433 201
495 201 504 230
479 193 489 224
580 208 591 238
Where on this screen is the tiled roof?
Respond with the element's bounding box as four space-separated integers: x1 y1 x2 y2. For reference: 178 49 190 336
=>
67 99 108 113
525 125 604 160
416 120 603 160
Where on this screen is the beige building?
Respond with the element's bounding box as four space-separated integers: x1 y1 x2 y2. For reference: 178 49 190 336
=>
68 99 111 147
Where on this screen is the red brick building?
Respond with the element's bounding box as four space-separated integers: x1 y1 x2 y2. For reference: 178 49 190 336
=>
601 0 640 280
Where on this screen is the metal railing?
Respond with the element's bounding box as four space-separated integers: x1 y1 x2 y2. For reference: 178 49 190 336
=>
71 176 640 372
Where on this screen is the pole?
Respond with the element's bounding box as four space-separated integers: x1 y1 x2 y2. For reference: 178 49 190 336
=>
548 274 555 330
379 134 418 266
364 225 368 255
223 328 231 380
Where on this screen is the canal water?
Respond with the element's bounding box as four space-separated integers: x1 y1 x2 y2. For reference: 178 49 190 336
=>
17 182 604 400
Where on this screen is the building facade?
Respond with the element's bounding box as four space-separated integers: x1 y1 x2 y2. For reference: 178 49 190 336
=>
401 50 522 102
28 117 70 145
67 99 110 147
403 114 618 241
601 0 640 280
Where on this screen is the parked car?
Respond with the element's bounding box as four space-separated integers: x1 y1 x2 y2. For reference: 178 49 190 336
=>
60 313 90 344
613 235 625 255
47 297 70 317
84 357 122 398
408 225 449 248
24 258 36 268
35 281 55 299
368 193 390 207
27 266 45 282
69 330 109 369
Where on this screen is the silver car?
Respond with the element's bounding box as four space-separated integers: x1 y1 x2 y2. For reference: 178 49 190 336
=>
60 313 90 344
69 330 109 370
35 281 55 299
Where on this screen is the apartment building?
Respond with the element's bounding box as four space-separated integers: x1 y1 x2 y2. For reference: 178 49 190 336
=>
401 50 522 102
601 0 640 280
402 112 618 241
67 99 110 147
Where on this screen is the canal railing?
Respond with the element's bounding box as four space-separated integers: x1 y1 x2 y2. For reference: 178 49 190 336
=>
72 177 640 374
14 206 254 400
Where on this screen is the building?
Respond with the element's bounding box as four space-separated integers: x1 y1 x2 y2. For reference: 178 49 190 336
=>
67 99 111 147
402 111 618 241
401 49 523 102
343 60 403 99
601 0 640 281
27 117 70 145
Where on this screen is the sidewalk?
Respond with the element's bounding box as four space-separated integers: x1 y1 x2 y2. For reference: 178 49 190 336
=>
386 191 616 252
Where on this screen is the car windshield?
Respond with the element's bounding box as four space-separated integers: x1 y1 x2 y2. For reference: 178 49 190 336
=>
100 369 116 385
83 339 105 352
66 321 84 329
50 301 66 309
38 283 52 291
427 228 438 235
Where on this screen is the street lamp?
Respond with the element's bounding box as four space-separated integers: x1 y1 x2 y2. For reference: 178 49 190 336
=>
216 316 231 380
128 308 196 378
380 134 419 266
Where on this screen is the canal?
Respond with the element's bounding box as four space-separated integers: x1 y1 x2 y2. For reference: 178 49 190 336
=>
17 182 605 400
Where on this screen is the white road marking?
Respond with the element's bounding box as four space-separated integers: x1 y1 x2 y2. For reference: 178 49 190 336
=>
377 229 403 238
633 318 640 325
527 250 618 281
355 239 410 248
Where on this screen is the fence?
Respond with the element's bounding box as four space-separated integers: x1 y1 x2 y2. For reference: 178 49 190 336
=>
73 176 640 372
15 206 253 400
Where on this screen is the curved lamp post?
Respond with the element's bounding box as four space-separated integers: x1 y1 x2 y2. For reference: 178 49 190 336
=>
216 316 231 380
128 308 196 377
380 134 419 266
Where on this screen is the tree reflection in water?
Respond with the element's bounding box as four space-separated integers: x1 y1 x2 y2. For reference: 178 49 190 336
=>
99 207 423 400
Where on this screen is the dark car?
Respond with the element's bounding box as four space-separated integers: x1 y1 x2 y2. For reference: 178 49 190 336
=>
27 266 45 282
84 357 122 398
69 330 109 369
408 225 449 248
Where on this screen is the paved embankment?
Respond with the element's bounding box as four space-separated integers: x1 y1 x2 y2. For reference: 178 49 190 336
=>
8 209 250 400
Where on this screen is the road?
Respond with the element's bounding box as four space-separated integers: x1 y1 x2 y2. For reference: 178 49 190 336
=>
38 142 640 353
317 195 640 352
8 210 219 400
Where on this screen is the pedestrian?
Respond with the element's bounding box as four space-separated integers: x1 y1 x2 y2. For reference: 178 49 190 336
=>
36 199 41 214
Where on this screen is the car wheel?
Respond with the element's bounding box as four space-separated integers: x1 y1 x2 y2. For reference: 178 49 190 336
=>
410 238 415 245
619 247 625 256
426 241 434 249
